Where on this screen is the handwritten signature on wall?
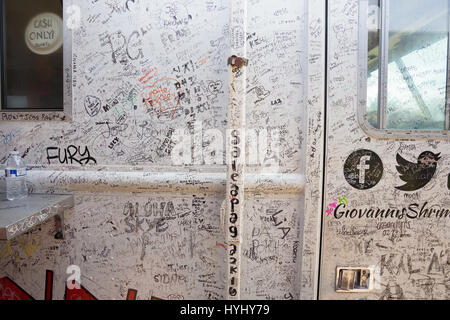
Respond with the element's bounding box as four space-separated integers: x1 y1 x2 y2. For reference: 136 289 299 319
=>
0 235 42 261
1 129 21 145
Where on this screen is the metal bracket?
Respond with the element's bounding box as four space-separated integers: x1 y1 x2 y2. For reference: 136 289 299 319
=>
53 200 73 240
0 194 73 241
227 55 248 68
54 213 64 240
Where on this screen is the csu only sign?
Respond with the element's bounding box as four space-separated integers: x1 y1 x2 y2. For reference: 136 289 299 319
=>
25 12 63 55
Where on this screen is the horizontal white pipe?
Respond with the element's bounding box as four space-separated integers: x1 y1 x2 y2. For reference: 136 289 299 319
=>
25 169 305 195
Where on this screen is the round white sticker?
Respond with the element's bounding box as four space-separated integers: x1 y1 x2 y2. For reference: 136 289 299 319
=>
25 12 63 55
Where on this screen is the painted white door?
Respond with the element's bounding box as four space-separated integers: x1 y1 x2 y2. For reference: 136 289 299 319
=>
320 0 450 300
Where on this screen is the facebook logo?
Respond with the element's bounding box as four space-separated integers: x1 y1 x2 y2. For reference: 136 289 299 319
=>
344 149 383 190
357 155 371 184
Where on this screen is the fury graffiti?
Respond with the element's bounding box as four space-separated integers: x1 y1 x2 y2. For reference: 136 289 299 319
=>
46 146 97 165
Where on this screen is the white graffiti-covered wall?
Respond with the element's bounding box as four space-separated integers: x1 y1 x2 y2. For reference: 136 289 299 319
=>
0 0 309 300
321 0 450 300
2 0 446 301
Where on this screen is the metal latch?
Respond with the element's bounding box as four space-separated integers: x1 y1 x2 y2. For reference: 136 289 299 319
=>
336 267 374 292
227 55 248 68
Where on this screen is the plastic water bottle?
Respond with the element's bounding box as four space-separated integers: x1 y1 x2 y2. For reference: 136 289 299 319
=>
5 150 28 201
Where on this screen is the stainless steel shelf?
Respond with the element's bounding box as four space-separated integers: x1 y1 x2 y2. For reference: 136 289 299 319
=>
0 194 74 240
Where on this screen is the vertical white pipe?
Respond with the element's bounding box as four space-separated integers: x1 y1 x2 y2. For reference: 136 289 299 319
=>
445 0 450 130
226 0 247 300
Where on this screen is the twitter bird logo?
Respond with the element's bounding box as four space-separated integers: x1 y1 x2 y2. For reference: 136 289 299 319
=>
395 151 441 191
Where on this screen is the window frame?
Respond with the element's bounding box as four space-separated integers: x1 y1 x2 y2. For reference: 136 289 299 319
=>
0 0 72 122
357 0 450 139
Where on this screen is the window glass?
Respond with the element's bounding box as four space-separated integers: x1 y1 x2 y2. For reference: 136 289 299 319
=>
1 0 63 110
366 0 449 130
367 0 380 128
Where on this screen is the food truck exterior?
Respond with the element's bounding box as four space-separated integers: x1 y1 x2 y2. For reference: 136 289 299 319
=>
0 0 448 300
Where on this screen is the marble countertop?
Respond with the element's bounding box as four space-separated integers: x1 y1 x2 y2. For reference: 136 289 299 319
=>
0 194 74 240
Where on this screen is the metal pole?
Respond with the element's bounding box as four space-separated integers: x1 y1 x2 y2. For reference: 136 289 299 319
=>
226 0 247 300
378 0 389 129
